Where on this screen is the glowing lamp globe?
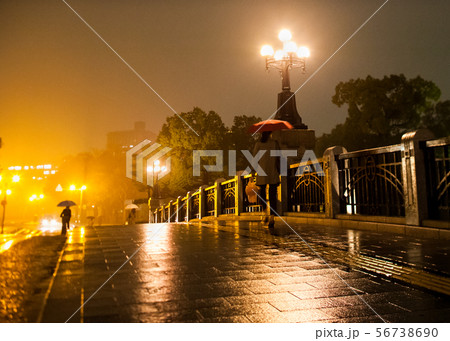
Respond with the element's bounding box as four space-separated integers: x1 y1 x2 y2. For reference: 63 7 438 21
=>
278 29 292 42
284 41 297 53
260 45 274 57
297 46 310 58
274 50 284 61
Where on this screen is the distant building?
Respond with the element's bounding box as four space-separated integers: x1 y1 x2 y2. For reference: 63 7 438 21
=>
107 121 157 153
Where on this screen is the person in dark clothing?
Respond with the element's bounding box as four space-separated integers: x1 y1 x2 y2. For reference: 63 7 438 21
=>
252 131 281 228
127 208 136 225
60 206 71 235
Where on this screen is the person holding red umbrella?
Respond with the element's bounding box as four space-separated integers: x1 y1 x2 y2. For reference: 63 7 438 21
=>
252 131 281 228
248 119 293 228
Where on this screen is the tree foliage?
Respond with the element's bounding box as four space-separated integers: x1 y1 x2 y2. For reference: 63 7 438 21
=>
316 74 449 154
225 114 262 172
157 108 262 198
157 107 227 197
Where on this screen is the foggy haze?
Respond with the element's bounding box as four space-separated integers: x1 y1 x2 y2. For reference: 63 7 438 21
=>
1 0 449 165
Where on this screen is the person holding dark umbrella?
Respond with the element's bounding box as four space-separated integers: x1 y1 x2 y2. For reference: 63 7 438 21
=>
60 206 72 235
57 200 76 235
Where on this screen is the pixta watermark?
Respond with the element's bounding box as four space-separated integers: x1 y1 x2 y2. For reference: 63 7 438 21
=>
125 140 172 186
193 149 323 177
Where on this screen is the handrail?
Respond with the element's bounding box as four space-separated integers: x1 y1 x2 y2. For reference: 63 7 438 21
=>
220 178 236 186
205 184 215 191
290 157 324 170
150 131 450 224
338 144 403 160
426 136 450 148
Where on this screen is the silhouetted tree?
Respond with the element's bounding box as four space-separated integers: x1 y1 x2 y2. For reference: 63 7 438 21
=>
316 74 449 154
157 107 227 197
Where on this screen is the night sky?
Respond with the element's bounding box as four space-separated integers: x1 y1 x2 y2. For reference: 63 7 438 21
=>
1 0 449 164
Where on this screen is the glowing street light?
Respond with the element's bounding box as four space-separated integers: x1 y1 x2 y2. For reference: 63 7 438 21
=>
1 174 20 234
260 29 310 91
260 29 310 128
70 185 87 223
147 159 167 222
147 159 164 198
29 194 45 202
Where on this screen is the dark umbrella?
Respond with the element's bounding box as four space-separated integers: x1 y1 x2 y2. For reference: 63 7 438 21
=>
57 200 77 207
248 119 294 134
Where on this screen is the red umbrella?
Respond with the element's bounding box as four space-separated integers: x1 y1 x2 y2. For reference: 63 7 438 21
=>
248 119 294 134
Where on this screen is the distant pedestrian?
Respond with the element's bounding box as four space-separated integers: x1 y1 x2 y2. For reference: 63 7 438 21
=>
127 208 136 225
60 206 71 235
253 131 280 228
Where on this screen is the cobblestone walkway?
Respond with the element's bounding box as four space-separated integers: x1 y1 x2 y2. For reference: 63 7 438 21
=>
39 222 450 323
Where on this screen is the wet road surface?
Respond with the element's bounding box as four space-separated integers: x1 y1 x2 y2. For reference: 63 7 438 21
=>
0 235 65 322
35 221 450 323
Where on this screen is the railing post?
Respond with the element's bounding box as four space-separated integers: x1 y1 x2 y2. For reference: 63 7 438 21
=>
199 186 207 219
185 191 192 221
235 172 244 216
175 196 181 222
279 175 288 215
167 201 172 222
401 129 434 225
323 146 347 218
215 178 225 217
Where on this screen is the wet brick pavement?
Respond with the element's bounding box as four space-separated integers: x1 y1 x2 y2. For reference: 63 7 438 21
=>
38 221 450 323
0 235 65 322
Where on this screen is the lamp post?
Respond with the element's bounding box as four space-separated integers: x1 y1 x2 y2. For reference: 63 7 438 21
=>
147 160 167 222
1 174 20 234
29 193 45 221
70 184 87 223
261 29 310 128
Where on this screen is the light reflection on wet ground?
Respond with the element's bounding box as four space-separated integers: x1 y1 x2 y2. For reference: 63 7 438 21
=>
210 220 450 295
33 222 450 323
0 234 65 322
230 220 450 276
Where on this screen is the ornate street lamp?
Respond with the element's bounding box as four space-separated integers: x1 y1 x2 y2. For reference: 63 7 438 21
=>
261 29 310 128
